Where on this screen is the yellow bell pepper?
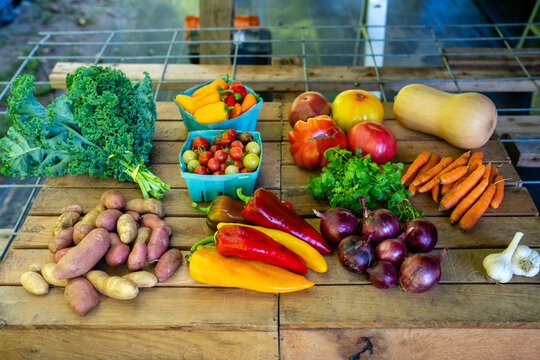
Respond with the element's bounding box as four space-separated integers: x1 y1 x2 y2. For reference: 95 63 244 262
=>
175 94 197 114
193 102 232 124
188 244 314 293
217 223 328 273
192 91 222 113
192 78 229 99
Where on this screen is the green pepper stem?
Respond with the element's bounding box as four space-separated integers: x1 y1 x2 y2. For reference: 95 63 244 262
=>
236 188 251 203
190 236 215 253
191 202 212 214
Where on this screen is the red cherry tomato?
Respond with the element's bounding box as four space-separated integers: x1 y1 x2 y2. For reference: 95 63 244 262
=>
207 158 221 172
209 145 221 154
190 136 210 152
347 121 397 165
193 166 209 175
225 128 238 139
220 132 236 148
214 149 228 163
198 151 213 166
219 162 228 171
213 136 221 146
233 159 244 170
240 168 252 173
229 147 243 160
230 140 244 151
212 170 225 175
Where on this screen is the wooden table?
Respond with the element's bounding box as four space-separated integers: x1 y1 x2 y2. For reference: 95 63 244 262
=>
1 96 539 359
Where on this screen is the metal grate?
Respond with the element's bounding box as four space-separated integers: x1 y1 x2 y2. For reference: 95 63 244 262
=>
1 22 539 259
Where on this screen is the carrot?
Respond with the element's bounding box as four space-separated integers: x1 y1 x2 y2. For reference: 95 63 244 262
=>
467 151 483 166
481 162 491 181
401 150 430 185
439 164 486 211
431 183 440 203
417 152 470 192
489 166 499 183
412 156 453 187
441 182 454 196
459 183 496 231
438 165 468 185
449 178 489 224
408 153 440 196
490 175 505 209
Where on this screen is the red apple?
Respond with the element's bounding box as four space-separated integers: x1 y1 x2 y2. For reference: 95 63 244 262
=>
288 91 331 127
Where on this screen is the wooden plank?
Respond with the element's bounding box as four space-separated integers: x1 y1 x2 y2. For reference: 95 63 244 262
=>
497 115 540 136
2 329 278 360
280 284 540 327
28 188 281 217
281 187 539 217
281 140 511 165
199 0 233 65
505 133 540 167
444 47 540 67
280 328 540 360
156 101 283 122
0 286 277 328
49 63 540 92
281 163 522 189
12 216 540 251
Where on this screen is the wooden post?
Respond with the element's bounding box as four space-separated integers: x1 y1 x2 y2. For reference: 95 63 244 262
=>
199 0 234 65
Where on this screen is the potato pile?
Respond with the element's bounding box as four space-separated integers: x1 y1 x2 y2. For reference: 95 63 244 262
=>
20 190 182 316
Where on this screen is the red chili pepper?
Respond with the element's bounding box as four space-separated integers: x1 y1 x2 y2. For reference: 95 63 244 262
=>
192 224 308 275
229 80 247 102
237 188 332 254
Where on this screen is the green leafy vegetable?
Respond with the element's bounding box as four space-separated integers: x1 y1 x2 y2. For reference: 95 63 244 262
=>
304 147 423 222
0 66 169 199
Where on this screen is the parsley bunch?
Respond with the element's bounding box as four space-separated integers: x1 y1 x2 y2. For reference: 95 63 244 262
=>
304 147 423 222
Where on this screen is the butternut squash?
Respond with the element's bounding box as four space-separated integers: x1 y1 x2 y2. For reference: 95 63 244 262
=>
393 84 497 149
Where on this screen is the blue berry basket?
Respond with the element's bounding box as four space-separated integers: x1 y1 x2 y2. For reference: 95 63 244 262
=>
174 78 262 131
180 130 262 201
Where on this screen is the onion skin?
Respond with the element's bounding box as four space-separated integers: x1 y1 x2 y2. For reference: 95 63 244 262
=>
367 261 398 289
399 246 448 293
313 208 358 248
375 233 408 268
403 218 438 253
337 235 375 274
360 196 401 246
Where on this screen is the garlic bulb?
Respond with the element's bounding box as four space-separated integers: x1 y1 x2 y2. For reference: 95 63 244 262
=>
511 245 540 277
483 232 523 283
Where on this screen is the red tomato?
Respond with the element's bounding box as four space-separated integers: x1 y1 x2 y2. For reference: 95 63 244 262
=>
288 115 348 170
219 162 228 171
212 170 225 175
229 147 243 160
347 121 396 165
214 149 228 163
225 128 238 139
233 159 244 170
230 140 244 151
191 136 210 151
198 151 213 166
207 158 221 172
213 136 221 146
193 166 209 175
240 168 252 173
220 132 236 147
209 145 221 154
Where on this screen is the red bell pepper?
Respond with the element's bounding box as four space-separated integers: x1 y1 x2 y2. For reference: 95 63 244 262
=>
229 80 247 102
237 188 333 254
191 224 308 275
222 92 236 107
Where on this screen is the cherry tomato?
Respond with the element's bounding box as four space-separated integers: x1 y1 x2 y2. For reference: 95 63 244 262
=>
209 145 221 154
243 153 260 171
213 136 221 146
193 166 209 175
182 150 198 164
187 159 200 172
230 140 244 151
198 151 213 166
238 131 253 145
240 168 252 173
190 136 210 152
225 128 237 139
214 149 228 163
212 170 225 175
229 147 243 160
245 141 261 155
225 165 239 175
219 162 228 171
220 132 236 148
207 158 221 172
233 159 244 170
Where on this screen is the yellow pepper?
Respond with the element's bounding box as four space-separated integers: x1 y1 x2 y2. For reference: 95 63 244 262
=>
175 94 197 114
188 244 314 293
192 78 229 99
193 102 232 124
217 223 328 273
192 91 222 113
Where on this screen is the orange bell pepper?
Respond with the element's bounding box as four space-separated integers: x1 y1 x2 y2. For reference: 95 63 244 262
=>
229 103 242 119
241 93 257 114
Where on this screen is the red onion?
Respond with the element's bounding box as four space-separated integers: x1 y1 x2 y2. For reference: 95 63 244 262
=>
367 261 397 289
403 218 438 253
399 246 448 293
313 208 358 248
337 235 374 274
375 233 408 268
359 196 400 246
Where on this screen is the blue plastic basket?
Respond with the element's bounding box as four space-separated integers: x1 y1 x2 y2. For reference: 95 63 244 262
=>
174 78 262 131
180 130 262 201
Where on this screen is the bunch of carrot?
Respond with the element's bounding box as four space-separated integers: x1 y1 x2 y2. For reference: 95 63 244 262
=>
401 150 505 230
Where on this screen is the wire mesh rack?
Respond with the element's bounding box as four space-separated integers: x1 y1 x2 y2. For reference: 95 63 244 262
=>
0 22 539 259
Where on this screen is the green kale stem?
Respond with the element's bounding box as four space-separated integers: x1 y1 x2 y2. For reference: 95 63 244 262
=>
119 159 170 200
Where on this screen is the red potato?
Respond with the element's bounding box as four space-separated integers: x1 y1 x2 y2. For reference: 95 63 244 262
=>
95 209 123 232
105 243 130 267
54 228 111 280
125 210 141 223
141 214 172 236
101 190 126 210
64 277 99 316
73 224 93 245
127 242 147 271
109 232 121 247
146 226 170 263
49 227 74 253
62 204 83 214
154 248 183 282
54 247 73 263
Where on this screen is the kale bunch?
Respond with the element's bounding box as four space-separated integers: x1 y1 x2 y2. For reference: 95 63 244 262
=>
0 66 169 199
